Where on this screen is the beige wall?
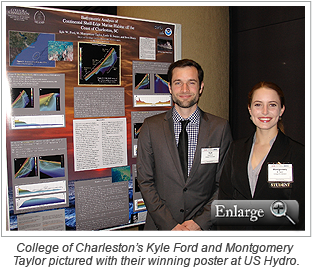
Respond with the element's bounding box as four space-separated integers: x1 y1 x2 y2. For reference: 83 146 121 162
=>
117 6 229 120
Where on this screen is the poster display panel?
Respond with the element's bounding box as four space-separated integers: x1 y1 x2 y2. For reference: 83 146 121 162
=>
4 6 179 231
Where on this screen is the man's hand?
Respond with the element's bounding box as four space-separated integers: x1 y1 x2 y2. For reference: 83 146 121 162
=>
181 220 201 231
171 224 190 231
171 220 201 231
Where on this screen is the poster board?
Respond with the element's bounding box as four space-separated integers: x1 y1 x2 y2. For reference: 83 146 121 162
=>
4 6 181 231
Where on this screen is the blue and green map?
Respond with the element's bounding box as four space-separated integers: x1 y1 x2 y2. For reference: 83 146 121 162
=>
9 31 55 67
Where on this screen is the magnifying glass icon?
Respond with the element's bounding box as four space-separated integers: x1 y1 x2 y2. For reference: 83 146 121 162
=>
270 200 296 225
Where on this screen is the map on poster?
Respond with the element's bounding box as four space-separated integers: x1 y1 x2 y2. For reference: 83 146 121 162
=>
9 31 55 67
79 42 121 85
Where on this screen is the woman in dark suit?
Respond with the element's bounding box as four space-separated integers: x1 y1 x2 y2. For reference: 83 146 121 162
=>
218 82 305 230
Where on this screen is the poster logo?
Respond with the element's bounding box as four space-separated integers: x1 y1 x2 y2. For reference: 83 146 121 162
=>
7 8 30 21
34 11 45 24
165 28 172 36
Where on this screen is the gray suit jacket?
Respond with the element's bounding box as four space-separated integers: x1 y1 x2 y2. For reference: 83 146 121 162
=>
137 107 232 230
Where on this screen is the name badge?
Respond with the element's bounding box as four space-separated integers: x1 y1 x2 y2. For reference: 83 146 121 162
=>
268 163 293 188
201 148 219 164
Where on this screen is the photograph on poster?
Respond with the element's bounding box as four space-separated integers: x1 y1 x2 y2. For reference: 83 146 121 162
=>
9 31 55 67
112 166 131 183
157 37 173 54
48 41 73 61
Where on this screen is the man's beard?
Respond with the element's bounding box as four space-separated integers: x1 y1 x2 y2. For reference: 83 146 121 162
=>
172 94 199 108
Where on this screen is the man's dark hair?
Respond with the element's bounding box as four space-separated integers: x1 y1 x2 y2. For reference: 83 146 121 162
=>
167 59 204 85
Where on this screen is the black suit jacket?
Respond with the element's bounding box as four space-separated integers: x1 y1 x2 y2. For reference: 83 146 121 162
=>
218 129 305 230
137 107 232 230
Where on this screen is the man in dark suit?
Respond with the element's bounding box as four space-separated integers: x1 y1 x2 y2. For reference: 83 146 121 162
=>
137 59 232 230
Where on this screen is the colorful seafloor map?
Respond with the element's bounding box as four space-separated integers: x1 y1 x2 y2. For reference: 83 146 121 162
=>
39 89 60 111
155 74 169 93
11 89 33 109
79 42 121 85
39 155 65 179
9 31 55 67
14 157 37 178
83 47 117 81
135 73 150 89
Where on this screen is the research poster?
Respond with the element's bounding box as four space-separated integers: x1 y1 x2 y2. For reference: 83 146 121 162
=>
4 5 176 231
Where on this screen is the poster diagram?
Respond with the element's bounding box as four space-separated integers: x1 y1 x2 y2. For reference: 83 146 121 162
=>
8 73 66 130
9 31 55 67
10 138 69 215
39 88 60 111
39 155 65 179
15 181 67 198
135 73 150 90
11 88 34 109
131 110 166 157
132 61 172 107
14 157 38 179
15 193 67 212
134 95 171 107
11 115 65 129
155 74 170 93
79 42 121 85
